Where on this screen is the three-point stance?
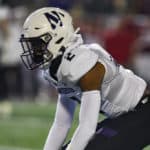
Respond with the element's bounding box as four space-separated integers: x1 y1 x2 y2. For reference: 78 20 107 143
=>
20 7 150 150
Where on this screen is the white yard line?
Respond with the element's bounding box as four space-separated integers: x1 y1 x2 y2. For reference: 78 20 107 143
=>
0 145 40 150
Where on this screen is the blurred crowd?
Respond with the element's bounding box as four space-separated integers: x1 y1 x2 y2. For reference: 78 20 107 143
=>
0 0 150 102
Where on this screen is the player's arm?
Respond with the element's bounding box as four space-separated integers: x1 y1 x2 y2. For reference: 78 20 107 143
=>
66 62 105 150
43 94 77 150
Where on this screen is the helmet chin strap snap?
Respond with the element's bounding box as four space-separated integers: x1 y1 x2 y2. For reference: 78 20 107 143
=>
43 54 51 60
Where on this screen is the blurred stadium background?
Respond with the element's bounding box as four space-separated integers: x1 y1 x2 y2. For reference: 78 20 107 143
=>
0 0 150 149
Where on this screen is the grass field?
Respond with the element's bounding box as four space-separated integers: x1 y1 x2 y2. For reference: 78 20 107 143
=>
0 101 149 150
0 101 79 150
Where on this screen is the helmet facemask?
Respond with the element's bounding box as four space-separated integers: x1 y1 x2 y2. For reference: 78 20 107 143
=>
20 33 53 70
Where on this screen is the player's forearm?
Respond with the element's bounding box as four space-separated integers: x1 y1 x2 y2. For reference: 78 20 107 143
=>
67 90 101 150
44 95 76 150
67 124 95 150
44 121 70 150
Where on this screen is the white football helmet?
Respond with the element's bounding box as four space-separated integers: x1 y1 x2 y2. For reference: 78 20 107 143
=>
20 7 75 70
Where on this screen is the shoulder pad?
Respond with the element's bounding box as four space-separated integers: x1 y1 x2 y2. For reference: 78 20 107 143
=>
59 45 99 83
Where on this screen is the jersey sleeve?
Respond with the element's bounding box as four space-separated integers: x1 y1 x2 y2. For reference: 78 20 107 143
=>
67 49 99 83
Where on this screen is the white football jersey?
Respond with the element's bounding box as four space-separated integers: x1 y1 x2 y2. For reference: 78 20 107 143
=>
43 34 146 118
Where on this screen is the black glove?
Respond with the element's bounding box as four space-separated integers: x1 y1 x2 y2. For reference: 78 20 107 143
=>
61 141 70 150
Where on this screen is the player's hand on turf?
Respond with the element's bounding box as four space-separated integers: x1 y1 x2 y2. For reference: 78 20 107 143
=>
61 141 70 150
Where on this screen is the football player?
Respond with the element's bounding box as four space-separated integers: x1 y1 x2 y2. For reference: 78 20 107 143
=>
20 7 150 150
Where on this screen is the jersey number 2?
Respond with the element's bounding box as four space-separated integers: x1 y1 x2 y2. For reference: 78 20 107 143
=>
64 52 75 61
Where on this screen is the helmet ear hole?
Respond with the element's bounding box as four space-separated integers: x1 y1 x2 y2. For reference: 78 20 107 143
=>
55 37 64 44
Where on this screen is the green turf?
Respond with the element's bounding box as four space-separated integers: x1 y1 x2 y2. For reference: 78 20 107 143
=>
0 101 79 150
0 101 149 150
